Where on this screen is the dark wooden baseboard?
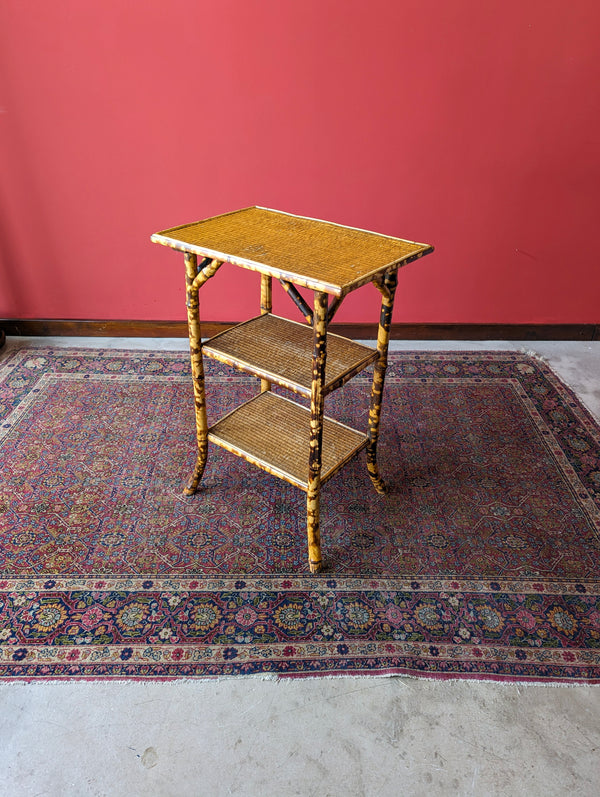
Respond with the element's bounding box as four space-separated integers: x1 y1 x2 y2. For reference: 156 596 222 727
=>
1 318 598 341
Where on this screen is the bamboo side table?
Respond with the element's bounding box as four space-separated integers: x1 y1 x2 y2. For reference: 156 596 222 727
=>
152 207 433 573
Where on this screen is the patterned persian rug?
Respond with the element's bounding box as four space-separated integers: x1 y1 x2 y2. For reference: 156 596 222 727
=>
0 346 599 683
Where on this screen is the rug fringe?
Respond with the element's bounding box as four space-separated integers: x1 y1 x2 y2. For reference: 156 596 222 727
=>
0 672 596 687
519 347 549 364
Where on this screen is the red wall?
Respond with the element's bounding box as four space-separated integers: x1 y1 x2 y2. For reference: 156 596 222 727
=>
1 0 599 324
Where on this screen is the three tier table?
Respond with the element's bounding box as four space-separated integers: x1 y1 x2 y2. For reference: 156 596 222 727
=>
151 206 433 573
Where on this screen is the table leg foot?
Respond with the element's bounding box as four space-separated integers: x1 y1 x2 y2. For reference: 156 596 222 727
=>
367 465 388 495
183 447 208 495
307 491 323 574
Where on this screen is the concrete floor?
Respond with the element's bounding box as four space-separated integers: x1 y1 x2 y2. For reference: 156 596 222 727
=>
1 338 599 797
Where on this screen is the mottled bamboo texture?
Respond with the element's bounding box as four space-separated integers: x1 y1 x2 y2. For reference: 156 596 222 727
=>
306 292 329 573
260 274 272 393
191 257 223 290
279 279 314 324
326 294 344 323
183 252 212 495
367 270 398 494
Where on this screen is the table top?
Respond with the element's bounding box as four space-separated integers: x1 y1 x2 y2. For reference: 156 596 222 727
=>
151 206 433 296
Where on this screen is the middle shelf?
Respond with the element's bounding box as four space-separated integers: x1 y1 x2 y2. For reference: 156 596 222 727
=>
208 391 368 491
203 313 378 398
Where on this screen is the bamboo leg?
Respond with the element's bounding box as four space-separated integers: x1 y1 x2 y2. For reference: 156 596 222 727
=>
307 291 328 573
260 274 272 393
367 270 398 495
183 252 209 496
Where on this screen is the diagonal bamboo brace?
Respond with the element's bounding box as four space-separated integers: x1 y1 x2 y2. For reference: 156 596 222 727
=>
326 294 344 323
191 258 223 292
372 273 393 303
279 279 314 325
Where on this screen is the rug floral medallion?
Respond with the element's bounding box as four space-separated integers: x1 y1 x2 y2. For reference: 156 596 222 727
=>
0 346 599 683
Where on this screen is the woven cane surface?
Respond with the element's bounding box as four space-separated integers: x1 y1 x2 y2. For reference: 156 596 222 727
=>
208 391 367 490
152 207 433 295
204 314 378 397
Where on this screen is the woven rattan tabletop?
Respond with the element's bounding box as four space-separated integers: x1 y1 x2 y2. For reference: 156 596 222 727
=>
151 207 433 296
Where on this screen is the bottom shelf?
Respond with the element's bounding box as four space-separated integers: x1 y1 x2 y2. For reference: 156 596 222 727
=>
208 391 367 491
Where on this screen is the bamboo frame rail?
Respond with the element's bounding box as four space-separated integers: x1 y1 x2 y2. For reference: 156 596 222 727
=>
151 206 434 573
